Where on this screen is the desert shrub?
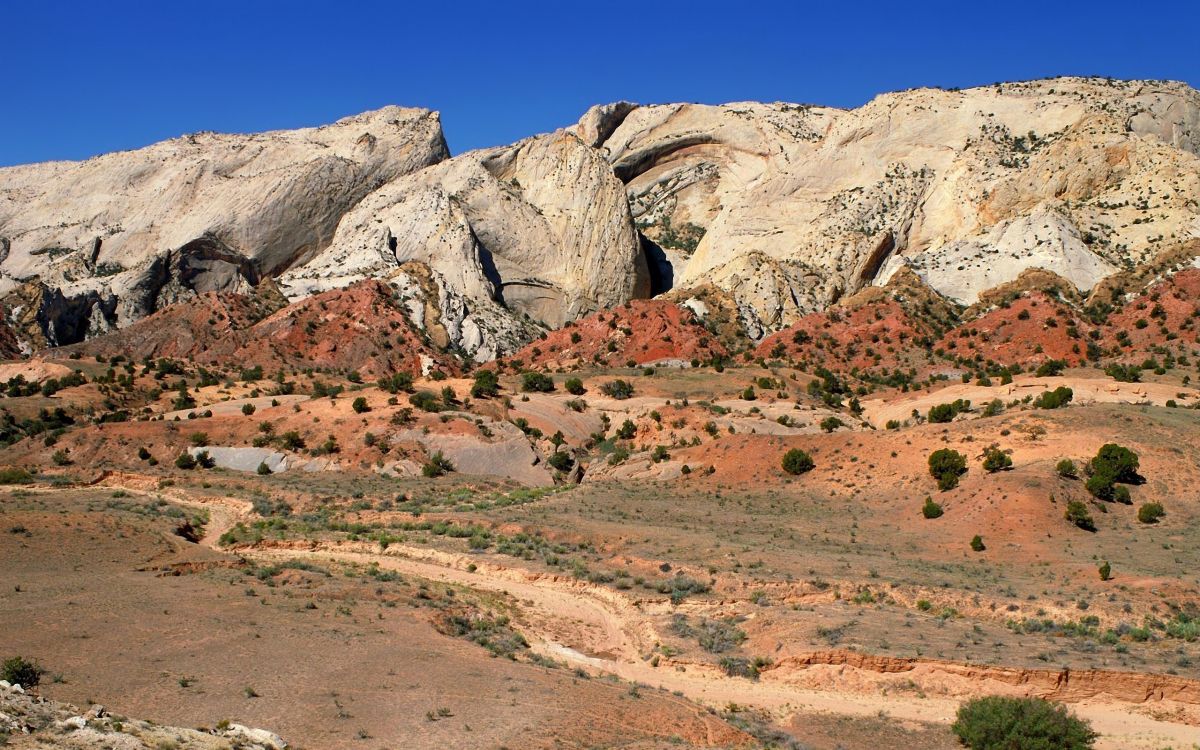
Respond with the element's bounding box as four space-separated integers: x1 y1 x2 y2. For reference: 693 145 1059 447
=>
278 431 305 451
409 390 442 412
819 416 844 433
1104 363 1141 382
1064 500 1095 531
311 380 343 399
982 446 1012 473
1 656 45 688
520 371 555 393
0 467 33 484
239 365 264 382
422 451 454 478
1086 443 1140 500
564 377 585 395
718 655 770 680
928 399 970 423
174 452 197 470
600 379 635 400
970 535 985 552
352 397 370 414
470 369 500 398
1090 443 1140 483
439 612 528 659
1034 386 1073 409
1137 502 1164 524
928 449 967 491
672 617 747 653
655 574 710 604
780 448 814 475
378 372 414 394
256 462 272 476
1035 359 1067 377
615 419 637 440
1084 473 1115 501
1055 459 1077 479
922 496 944 519
189 432 209 447
546 452 574 472
951 695 1096 750
1098 561 1111 581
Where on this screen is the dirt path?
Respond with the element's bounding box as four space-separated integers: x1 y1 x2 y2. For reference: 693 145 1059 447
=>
97 480 1200 749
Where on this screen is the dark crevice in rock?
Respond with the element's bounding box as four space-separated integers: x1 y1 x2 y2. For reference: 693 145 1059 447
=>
640 233 674 297
611 134 719 183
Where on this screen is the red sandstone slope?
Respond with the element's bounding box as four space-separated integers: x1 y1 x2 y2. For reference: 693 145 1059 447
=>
936 292 1095 367
62 280 455 377
505 300 727 369
757 298 939 372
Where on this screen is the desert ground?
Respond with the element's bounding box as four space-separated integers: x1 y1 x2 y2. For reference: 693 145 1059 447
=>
3 346 1199 749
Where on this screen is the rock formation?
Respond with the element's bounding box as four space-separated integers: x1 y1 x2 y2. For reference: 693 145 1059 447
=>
594 78 1200 334
282 128 650 360
4 77 1200 358
0 106 448 343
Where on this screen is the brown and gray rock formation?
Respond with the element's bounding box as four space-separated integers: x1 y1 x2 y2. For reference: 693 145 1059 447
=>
0 106 448 345
3 77 1200 356
282 127 649 360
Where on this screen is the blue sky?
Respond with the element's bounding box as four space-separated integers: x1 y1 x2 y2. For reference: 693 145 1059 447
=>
2 0 1197 166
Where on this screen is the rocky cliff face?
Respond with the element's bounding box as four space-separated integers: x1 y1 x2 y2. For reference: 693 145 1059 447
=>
3 77 1200 359
594 78 1200 336
0 106 449 344
281 127 649 360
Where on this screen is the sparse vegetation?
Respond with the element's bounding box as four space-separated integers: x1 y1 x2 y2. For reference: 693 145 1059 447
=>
780 448 815 475
952 696 1096 750
928 448 967 491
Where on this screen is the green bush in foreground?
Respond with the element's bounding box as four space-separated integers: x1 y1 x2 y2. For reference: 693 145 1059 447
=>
520 371 555 393
928 448 967 491
780 448 814 475
1137 502 1164 524
0 467 33 484
982 446 1012 473
422 451 455 478
921 496 944 519
1064 500 1096 531
952 695 1096 750
1 656 45 688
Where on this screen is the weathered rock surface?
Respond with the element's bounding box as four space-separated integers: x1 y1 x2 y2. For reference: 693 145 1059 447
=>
596 77 1200 333
390 420 552 485
0 106 448 345
0 680 286 749
4 78 1200 355
282 128 649 359
60 279 457 378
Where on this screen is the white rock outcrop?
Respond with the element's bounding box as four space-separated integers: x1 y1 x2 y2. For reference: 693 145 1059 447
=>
0 106 448 340
596 77 1200 330
282 128 649 359
4 77 1200 352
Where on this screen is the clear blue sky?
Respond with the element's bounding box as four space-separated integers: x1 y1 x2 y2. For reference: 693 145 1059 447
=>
2 0 1197 166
